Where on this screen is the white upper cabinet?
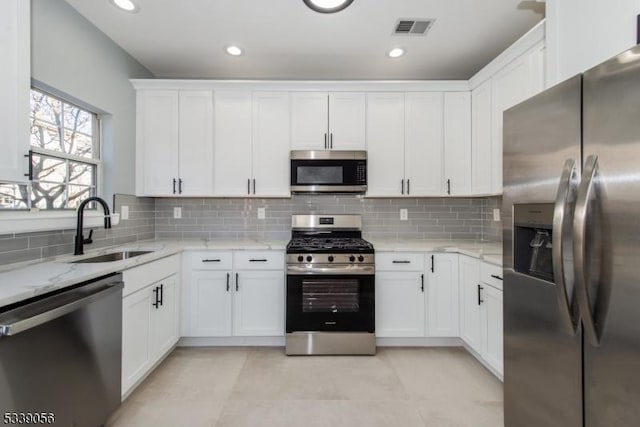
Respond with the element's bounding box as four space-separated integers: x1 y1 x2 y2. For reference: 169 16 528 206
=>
214 91 291 197
0 0 30 183
252 92 291 197
490 41 546 194
291 92 329 150
178 91 214 196
471 80 493 195
136 90 213 196
213 91 253 196
137 90 180 196
366 93 406 197
328 92 366 150
291 92 366 150
405 92 444 196
443 92 472 196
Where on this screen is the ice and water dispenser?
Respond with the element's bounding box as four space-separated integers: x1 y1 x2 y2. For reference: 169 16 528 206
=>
513 204 555 282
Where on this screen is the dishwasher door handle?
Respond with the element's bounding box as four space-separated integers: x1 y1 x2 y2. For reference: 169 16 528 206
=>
0 282 124 337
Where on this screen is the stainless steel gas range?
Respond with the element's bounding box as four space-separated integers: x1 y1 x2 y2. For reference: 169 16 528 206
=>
285 214 375 355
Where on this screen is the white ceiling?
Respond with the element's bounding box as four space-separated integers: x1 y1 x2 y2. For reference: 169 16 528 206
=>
64 0 544 80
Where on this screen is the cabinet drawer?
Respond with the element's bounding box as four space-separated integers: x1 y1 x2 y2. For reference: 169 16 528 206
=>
123 254 180 297
233 251 285 270
189 251 233 270
376 252 425 271
481 261 503 291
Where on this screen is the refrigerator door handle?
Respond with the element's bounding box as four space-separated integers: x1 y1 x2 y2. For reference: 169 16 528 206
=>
552 158 580 334
574 155 603 347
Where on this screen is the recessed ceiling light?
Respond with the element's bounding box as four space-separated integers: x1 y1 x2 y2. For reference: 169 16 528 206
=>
226 46 244 56
110 0 139 13
387 48 406 58
303 0 354 14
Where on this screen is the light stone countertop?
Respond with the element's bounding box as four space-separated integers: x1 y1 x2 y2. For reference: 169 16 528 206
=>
0 239 287 309
0 238 500 309
369 239 502 264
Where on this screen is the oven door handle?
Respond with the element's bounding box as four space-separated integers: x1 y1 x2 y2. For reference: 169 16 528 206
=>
287 265 375 275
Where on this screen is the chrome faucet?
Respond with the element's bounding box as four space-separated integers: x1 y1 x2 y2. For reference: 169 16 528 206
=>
74 196 112 255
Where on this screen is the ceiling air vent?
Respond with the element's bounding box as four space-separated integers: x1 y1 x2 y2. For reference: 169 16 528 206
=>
393 19 435 36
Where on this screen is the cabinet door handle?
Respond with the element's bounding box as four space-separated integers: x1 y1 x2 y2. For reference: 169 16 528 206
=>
478 284 484 305
178 179 183 194
421 274 425 293
236 273 239 291
447 179 451 195
430 255 435 273
172 178 177 195
250 259 268 262
159 284 164 306
226 273 230 292
330 133 333 149
252 179 256 195
491 274 503 281
202 259 221 263
247 179 251 195
392 260 411 264
401 179 405 195
152 286 159 309
407 179 410 195
24 151 33 180
324 133 328 149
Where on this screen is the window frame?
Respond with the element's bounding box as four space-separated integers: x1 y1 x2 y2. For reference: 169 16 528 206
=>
0 87 113 234
1 88 103 212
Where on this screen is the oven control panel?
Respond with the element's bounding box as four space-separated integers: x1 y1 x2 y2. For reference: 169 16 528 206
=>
287 254 375 265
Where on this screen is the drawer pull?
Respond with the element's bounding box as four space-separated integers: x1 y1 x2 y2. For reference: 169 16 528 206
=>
249 259 268 262
202 259 221 263
490 274 503 281
392 260 411 264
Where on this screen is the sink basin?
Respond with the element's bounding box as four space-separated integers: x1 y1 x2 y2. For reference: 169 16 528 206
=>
70 251 153 263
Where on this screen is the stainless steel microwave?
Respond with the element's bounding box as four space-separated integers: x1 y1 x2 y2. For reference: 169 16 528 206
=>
290 150 367 194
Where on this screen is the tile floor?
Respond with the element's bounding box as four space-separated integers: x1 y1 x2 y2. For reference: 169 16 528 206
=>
107 347 503 427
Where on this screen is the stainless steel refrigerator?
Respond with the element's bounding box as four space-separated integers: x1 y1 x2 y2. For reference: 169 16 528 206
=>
503 45 640 427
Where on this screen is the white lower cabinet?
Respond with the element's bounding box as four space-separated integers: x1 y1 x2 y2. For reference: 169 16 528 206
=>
460 257 504 376
482 283 503 375
234 270 285 336
459 255 482 350
426 253 459 337
182 250 285 338
121 255 181 397
376 252 459 338
188 270 232 337
376 271 425 337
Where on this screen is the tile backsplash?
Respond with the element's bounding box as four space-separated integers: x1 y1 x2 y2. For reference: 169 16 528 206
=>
0 194 503 266
0 194 155 266
155 195 501 242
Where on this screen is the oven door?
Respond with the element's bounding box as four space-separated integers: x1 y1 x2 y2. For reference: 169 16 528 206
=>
286 273 374 333
290 158 367 193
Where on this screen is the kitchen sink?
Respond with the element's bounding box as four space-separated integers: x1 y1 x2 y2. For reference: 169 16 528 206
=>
70 251 153 263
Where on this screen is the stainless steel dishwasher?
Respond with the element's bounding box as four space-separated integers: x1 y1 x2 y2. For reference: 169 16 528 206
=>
0 273 124 427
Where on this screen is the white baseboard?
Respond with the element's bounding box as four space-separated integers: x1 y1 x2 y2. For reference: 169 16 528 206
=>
178 336 286 347
376 337 463 347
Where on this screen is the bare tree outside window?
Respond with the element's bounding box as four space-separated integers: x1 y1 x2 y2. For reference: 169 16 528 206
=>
0 89 100 210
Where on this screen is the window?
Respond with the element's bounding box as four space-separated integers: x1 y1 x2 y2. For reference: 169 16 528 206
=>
0 88 101 210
